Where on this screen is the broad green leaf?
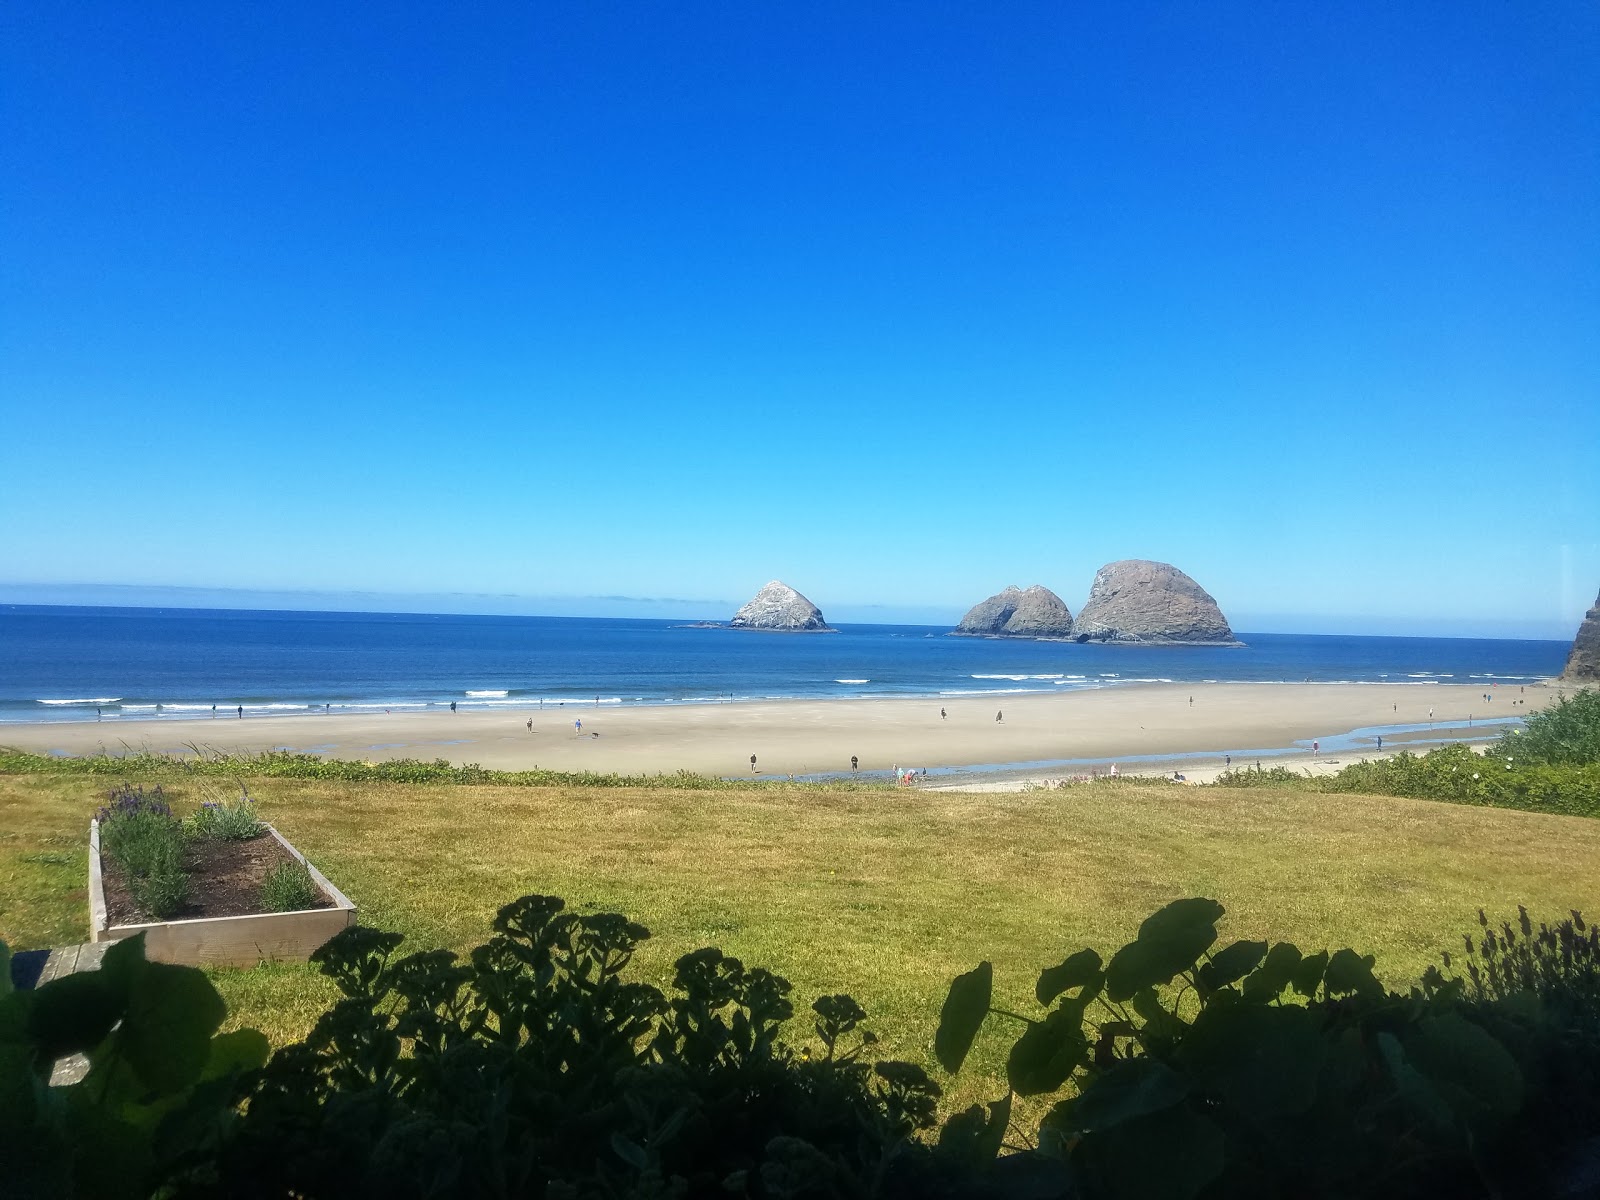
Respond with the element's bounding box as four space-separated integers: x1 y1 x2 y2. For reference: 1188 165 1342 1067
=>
1197 939 1267 992
934 961 992 1075
1006 1002 1088 1096
1065 1059 1189 1131
201 1028 270 1081
1242 942 1302 1001
117 961 227 1095
26 972 121 1064
1406 1013 1523 1120
1104 898 1224 1002
1290 950 1329 998
1322 948 1383 999
1036 948 1102 1006
1379 1031 1452 1132
610 1131 649 1170
0 1042 42 1126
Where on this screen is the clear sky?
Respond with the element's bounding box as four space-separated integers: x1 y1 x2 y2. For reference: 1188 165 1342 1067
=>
2 3 1596 638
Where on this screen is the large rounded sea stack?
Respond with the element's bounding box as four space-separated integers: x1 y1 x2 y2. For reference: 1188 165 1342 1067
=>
729 580 833 632
955 585 1074 638
1562 589 1600 682
1071 559 1241 646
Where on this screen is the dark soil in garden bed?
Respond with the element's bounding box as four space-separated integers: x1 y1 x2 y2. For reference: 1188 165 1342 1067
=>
101 833 334 926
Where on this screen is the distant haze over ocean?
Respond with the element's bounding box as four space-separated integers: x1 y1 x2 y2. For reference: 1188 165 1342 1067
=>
0 584 1581 642
0 604 1570 725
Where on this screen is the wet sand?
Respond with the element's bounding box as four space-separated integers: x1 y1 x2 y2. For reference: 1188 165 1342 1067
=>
0 681 1545 784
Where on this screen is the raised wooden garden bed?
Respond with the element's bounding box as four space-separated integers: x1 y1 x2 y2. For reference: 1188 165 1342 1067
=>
89 821 355 967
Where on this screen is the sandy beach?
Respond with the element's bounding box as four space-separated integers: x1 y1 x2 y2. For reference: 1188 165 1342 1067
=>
0 681 1548 786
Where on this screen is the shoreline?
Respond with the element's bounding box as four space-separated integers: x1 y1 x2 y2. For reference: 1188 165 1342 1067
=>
0 681 1546 785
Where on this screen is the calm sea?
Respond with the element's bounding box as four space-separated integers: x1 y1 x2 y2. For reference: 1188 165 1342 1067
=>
0 604 1570 725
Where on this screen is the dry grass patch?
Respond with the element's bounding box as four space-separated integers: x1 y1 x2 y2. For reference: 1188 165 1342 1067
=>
4 771 1600 1108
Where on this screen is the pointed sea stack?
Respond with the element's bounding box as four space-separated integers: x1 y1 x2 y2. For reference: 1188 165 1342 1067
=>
1071 560 1241 646
729 581 833 632
1562 589 1600 682
954 585 1074 638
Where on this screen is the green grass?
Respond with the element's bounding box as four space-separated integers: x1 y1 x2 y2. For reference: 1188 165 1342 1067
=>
6 769 1600 1110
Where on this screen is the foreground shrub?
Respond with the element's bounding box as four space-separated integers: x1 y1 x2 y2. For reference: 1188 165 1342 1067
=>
935 898 1600 1199
215 895 946 1199
8 896 1600 1198
1495 685 1600 767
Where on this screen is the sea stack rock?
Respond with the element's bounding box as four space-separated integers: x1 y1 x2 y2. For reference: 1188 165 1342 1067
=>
954 585 1074 638
1562 589 1600 682
1071 560 1241 646
956 586 1023 634
729 581 832 632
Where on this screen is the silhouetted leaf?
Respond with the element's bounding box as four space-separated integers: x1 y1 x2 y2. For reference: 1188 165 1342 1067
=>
935 961 991 1075
1242 942 1302 1001
1323 949 1383 999
1006 1002 1088 1096
1104 898 1224 1001
1197 940 1267 991
1037 948 1103 1006
1290 950 1329 998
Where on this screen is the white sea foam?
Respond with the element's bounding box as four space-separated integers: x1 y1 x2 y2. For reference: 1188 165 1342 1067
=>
835 679 870 684
466 689 509 697
970 673 1065 681
122 704 158 711
37 697 122 705
938 687 1034 696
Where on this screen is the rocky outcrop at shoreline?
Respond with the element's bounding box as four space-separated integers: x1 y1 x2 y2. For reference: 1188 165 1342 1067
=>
729 581 833 632
1070 559 1240 646
954 585 1074 638
1563 589 1600 682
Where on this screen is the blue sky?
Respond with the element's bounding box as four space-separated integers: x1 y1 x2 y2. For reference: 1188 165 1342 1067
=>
2 3 1596 638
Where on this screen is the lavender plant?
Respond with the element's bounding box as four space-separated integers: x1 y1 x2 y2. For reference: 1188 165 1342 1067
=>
96 783 188 918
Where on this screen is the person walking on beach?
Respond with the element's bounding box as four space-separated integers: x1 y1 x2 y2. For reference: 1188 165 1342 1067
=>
940 708 946 720
237 705 243 719
527 718 533 732
450 701 457 714
96 706 101 721
1312 739 1319 755
1225 754 1231 768
851 755 858 772
750 754 758 773
995 710 1003 723
1376 735 1383 751
211 705 216 718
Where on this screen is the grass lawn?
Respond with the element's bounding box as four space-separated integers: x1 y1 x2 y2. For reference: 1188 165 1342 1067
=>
6 769 1600 1110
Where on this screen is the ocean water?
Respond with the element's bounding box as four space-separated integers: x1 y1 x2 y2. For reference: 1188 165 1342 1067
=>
0 604 1570 724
